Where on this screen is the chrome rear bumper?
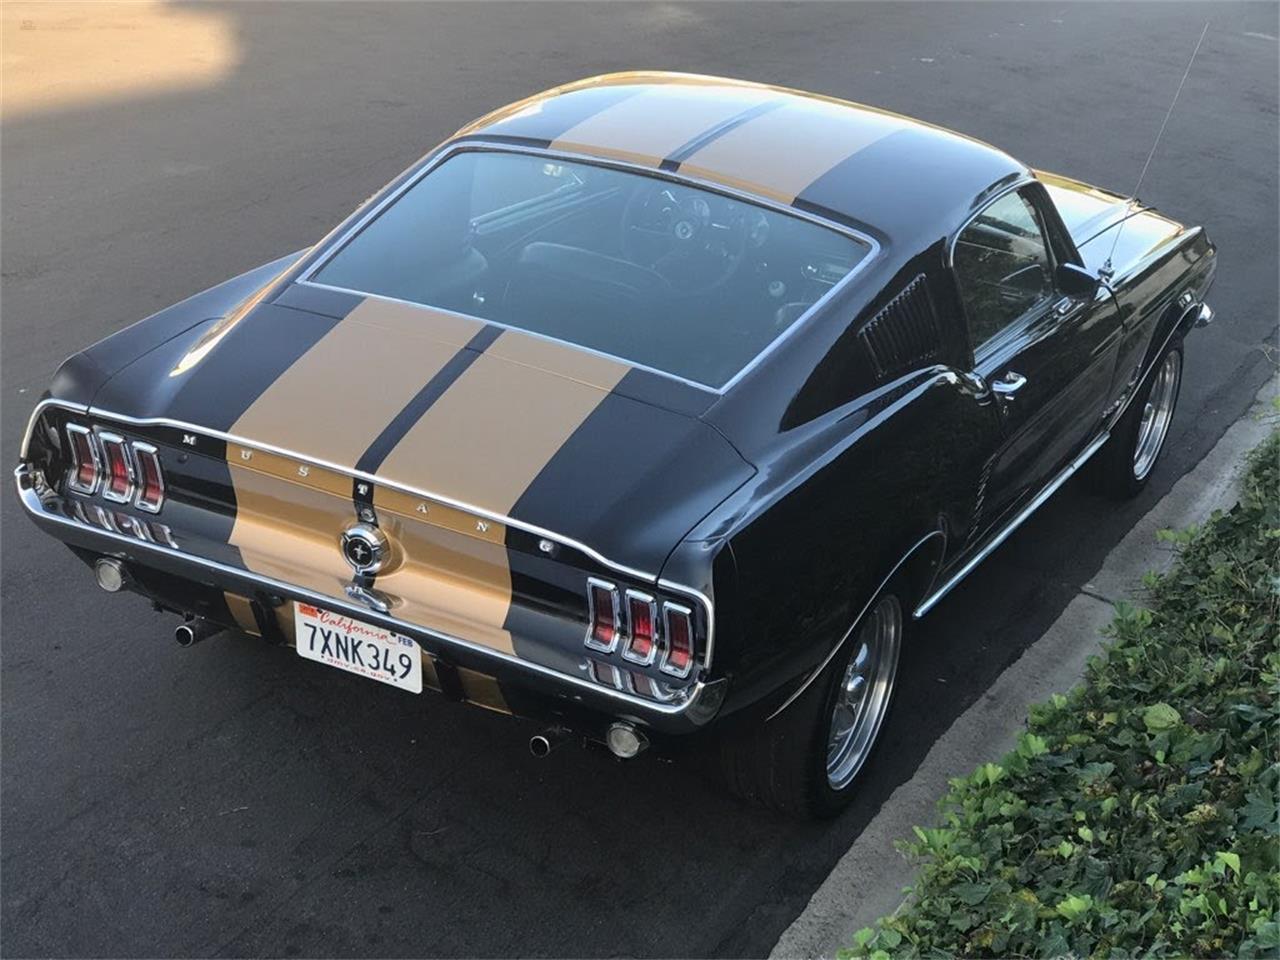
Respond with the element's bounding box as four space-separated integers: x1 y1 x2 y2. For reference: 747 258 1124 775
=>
14 463 726 733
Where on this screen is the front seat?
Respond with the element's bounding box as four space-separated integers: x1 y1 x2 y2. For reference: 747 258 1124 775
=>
501 242 670 352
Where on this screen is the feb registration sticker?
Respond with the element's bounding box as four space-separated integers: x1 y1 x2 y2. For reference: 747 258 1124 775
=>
294 603 423 694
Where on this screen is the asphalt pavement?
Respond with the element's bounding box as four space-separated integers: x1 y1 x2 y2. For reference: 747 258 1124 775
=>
2 3 1276 957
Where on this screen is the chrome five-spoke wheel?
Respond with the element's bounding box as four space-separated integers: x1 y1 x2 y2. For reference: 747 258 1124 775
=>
1133 349 1181 481
826 594 902 790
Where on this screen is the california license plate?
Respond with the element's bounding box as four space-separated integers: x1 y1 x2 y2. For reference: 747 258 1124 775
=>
294 602 423 694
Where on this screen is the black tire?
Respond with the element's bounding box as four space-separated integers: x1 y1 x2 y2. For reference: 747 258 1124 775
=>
1088 339 1183 499
719 592 903 818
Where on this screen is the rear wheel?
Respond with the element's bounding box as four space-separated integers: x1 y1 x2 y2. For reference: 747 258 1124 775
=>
719 593 903 818
1089 341 1183 499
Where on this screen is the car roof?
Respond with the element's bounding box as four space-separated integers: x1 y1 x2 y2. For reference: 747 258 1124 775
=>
449 72 1028 243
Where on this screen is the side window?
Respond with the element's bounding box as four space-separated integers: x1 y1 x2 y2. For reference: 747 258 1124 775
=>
953 190 1054 350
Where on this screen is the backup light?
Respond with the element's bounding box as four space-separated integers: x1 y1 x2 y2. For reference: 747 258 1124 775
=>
93 557 127 593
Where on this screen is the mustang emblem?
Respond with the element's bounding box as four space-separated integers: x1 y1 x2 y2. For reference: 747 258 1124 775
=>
340 522 388 576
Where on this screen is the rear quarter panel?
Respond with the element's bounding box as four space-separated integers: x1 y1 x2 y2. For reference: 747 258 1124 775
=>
681 366 994 721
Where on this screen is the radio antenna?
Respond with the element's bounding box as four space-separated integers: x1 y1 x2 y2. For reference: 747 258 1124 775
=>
1101 20 1210 280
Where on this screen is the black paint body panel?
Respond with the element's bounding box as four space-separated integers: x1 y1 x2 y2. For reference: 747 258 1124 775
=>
17 132 1216 734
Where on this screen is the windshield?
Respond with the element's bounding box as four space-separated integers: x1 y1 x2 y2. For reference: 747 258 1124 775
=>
311 150 872 389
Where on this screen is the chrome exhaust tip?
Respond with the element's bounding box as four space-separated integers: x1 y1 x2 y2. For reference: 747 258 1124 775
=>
94 557 128 593
175 618 219 647
529 726 570 758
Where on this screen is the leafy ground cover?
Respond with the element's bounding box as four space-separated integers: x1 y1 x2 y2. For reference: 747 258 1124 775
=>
846 430 1280 959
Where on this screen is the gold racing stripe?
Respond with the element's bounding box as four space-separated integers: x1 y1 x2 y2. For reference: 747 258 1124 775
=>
550 83 776 168
226 297 485 613
371 329 630 651
223 319 627 663
224 592 261 636
677 98 905 205
227 445 355 602
229 297 483 467
372 487 517 656
455 667 511 715
376 328 631 515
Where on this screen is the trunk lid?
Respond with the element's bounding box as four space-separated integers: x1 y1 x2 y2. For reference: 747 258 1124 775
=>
88 292 754 579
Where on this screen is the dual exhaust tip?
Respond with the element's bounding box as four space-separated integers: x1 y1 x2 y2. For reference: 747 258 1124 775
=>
174 618 220 647
529 722 648 760
93 557 217 647
97 557 647 758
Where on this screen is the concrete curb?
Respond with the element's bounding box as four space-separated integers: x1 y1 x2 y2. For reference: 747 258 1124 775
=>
770 376 1279 960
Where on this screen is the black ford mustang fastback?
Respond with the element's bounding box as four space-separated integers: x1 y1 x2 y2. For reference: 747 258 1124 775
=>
16 73 1215 816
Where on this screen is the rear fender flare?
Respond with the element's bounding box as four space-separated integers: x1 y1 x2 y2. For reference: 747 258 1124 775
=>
764 528 946 722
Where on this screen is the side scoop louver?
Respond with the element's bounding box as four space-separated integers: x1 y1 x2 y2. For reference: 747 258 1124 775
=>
857 273 942 380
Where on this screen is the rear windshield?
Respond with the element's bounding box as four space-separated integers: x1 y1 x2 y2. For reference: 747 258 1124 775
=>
311 150 872 389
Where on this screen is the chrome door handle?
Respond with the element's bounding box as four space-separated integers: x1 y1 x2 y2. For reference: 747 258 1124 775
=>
991 371 1027 398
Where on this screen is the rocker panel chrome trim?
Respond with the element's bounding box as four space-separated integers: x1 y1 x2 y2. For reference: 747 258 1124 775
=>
913 429 1111 619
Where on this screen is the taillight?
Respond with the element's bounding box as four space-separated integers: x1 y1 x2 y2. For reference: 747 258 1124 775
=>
62 423 167 516
622 591 658 665
585 578 620 652
582 577 701 687
131 443 164 513
661 603 695 678
98 432 134 503
66 424 100 494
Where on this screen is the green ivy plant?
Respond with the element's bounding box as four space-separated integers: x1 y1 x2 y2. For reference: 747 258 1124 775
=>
844 430 1279 959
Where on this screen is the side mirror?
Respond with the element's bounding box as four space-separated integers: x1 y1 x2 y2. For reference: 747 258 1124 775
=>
1056 262 1100 299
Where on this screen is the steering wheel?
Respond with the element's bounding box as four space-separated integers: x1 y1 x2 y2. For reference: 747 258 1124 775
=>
621 182 747 296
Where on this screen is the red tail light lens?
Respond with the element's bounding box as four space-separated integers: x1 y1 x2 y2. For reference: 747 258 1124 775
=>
131 443 164 513
661 603 695 678
585 579 620 652
97 432 135 503
66 424 100 494
582 578 701 688
622 591 658 665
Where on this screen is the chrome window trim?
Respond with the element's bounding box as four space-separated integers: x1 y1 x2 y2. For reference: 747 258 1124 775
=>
659 602 696 679
620 589 659 667
96 431 136 504
584 578 622 654
21 398 715 670
15 464 707 719
130 442 165 514
294 141 882 396
945 175 1038 273
946 176 1051 365
64 422 101 495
